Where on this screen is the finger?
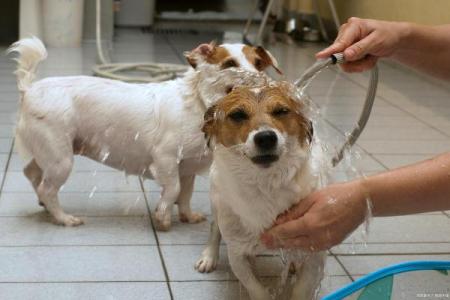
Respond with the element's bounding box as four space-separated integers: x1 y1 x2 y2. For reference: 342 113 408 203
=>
316 22 362 58
275 196 314 225
340 55 378 73
266 217 310 241
344 32 379 61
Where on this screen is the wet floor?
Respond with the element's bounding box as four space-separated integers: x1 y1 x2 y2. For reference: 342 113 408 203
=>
0 28 449 299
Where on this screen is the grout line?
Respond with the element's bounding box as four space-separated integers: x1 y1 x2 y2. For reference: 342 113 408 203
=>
328 251 355 282
0 138 14 197
139 177 174 300
163 35 188 65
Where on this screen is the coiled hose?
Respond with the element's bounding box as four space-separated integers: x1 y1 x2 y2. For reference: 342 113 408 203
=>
92 0 188 83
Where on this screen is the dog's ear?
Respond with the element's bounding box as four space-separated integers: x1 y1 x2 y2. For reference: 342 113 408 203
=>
184 41 217 69
202 104 218 147
255 46 283 75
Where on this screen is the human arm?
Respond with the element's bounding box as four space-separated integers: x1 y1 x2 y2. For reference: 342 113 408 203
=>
261 152 450 251
316 18 450 80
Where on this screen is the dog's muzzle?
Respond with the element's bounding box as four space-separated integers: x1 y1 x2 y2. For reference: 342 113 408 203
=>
251 130 279 167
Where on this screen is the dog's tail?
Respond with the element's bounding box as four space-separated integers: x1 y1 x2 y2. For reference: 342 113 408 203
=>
7 37 47 94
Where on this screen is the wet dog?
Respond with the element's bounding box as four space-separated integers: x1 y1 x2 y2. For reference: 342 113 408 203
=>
8 37 280 229
196 83 325 299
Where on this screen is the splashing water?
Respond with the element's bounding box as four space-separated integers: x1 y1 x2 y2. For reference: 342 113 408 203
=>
89 186 97 199
123 195 142 215
294 59 333 96
100 148 110 163
176 145 184 164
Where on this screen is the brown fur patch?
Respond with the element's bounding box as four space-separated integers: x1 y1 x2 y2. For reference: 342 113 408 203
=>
202 85 311 148
243 46 282 74
206 46 232 65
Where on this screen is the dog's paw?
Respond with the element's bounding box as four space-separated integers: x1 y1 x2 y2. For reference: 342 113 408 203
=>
154 212 172 231
179 212 206 224
53 214 84 227
195 252 218 273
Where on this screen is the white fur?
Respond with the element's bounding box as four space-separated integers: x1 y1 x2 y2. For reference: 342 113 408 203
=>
7 37 268 229
196 125 326 300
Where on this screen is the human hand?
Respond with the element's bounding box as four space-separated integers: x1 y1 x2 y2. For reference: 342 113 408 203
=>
261 181 368 251
316 18 409 72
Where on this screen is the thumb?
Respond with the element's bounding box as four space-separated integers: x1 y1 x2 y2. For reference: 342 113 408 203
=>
344 32 379 61
275 196 314 225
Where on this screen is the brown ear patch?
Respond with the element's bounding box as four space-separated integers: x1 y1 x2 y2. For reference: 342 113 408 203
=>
184 41 220 68
243 45 283 74
202 105 218 146
205 46 231 65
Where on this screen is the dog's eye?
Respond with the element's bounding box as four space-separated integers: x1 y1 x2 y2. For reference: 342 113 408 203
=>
225 85 234 94
221 59 238 69
271 107 290 117
228 109 249 122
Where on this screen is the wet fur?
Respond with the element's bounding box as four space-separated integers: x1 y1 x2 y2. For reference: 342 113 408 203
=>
196 85 325 300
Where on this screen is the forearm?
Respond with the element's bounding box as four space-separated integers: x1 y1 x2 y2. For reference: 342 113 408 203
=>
393 23 450 80
359 152 450 217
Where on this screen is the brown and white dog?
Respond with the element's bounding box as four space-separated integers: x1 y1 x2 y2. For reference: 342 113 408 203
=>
196 83 325 300
8 37 280 229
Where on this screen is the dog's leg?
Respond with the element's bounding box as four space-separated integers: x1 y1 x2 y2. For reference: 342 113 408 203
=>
177 175 206 224
35 156 83 226
23 159 44 207
290 252 326 300
195 215 221 273
153 161 181 231
228 250 272 300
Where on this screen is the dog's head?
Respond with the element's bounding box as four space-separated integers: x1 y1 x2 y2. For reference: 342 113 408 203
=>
184 42 282 74
184 42 282 108
202 83 313 168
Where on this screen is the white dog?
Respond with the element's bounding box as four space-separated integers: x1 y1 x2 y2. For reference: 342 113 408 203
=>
8 37 280 229
195 83 325 300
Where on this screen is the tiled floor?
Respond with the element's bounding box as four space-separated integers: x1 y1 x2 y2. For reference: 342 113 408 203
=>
0 28 449 299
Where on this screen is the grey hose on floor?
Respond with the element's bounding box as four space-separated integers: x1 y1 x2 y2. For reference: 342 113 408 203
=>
294 53 378 167
93 0 188 83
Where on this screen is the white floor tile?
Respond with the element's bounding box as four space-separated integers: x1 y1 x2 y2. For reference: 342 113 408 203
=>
0 192 147 217
0 282 171 300
0 215 154 246
0 246 165 282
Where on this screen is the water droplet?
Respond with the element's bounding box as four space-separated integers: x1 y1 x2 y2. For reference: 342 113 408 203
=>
89 186 97 198
134 132 140 141
176 145 184 164
100 148 110 163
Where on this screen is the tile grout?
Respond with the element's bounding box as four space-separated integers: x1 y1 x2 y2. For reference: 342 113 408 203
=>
0 138 14 198
139 177 174 300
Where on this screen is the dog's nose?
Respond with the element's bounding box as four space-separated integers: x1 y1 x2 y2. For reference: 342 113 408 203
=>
254 130 277 150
